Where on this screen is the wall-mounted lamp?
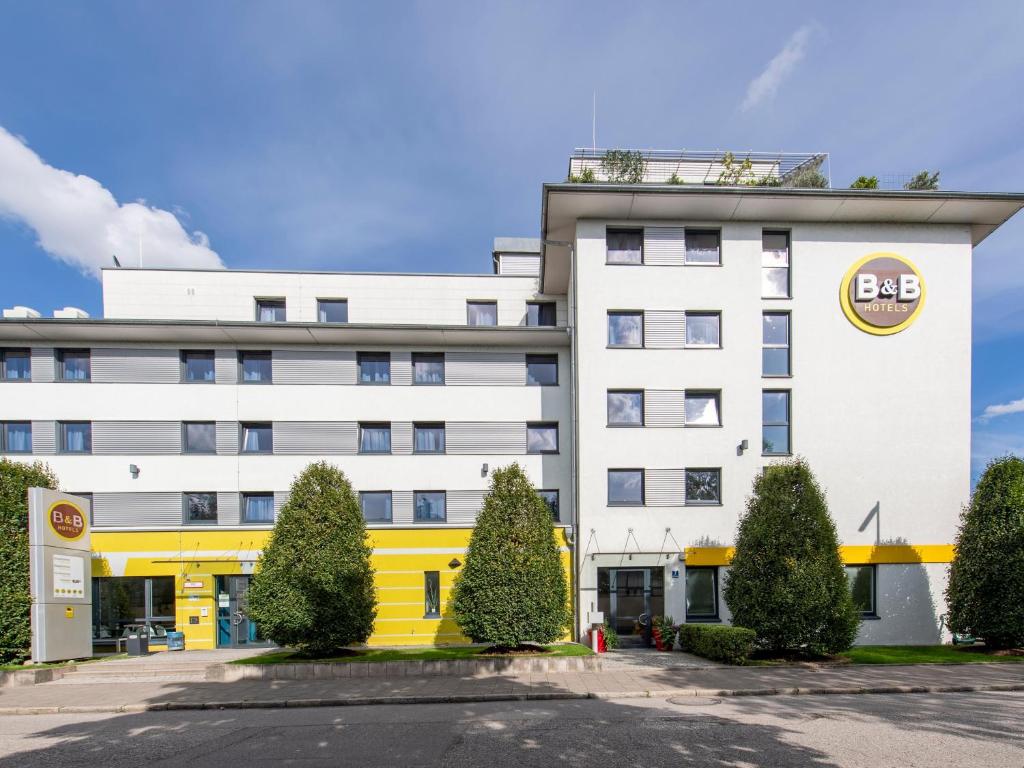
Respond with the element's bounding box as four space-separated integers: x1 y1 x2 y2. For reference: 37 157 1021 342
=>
481 463 489 477
564 525 575 544
737 439 749 456
129 463 140 479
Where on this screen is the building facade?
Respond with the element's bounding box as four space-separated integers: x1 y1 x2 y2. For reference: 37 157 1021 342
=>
3 149 1023 650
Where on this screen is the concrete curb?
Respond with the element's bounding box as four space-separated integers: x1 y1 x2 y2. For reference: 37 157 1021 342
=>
3 682 1022 715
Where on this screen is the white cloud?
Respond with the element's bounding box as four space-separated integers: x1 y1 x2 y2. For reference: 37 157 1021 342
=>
741 24 816 112
0 126 222 277
978 397 1024 422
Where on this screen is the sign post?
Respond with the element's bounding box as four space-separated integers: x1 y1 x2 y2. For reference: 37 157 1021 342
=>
28 488 93 662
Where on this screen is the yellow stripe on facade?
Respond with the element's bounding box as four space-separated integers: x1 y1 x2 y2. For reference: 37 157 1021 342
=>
683 544 955 566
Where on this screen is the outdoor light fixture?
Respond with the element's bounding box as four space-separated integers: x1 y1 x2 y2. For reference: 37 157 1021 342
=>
129 463 140 479
448 558 461 569
737 438 749 456
481 462 489 476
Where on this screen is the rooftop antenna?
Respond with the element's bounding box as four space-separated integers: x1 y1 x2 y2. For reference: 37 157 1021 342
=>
138 228 143 268
592 90 597 150
111 255 121 268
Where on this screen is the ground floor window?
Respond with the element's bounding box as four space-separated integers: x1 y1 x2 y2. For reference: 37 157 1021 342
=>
92 576 175 644
685 567 719 621
845 564 877 617
424 571 441 618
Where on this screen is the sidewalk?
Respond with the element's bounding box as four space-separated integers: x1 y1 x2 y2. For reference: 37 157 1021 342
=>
2 656 1022 714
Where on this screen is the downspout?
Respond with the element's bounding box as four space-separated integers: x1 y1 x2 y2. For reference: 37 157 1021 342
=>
569 239 580 641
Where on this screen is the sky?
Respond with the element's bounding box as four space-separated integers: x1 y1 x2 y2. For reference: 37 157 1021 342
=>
1 1 1023 481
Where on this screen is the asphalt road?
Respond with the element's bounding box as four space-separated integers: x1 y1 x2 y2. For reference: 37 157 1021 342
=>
1 691 1021 767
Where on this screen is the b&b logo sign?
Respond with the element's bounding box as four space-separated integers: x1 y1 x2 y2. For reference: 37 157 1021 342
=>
840 253 925 335
48 501 87 541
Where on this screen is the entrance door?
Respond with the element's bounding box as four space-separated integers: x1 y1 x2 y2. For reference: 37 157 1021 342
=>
216 575 268 647
597 567 666 647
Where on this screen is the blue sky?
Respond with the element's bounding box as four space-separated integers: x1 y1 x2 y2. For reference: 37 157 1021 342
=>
1 2 1023 480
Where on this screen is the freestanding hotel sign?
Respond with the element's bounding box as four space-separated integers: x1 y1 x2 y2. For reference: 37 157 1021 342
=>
28 488 93 662
840 252 926 335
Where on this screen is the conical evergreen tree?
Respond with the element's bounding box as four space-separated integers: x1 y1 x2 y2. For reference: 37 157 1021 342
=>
452 463 570 648
723 459 859 655
947 456 1024 649
247 462 376 655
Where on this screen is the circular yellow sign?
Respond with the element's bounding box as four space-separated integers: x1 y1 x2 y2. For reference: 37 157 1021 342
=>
840 252 926 335
47 500 87 541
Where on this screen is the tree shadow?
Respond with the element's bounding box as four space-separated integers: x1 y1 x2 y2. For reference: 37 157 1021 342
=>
856 537 943 645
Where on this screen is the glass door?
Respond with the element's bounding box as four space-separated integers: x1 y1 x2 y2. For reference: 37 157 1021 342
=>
216 575 268 647
596 567 666 647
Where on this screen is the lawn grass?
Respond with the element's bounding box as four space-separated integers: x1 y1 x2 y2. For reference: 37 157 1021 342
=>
0 653 127 672
841 645 1024 665
233 643 594 665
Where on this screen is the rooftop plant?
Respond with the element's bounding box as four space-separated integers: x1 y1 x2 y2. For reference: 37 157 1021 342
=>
905 170 940 190
850 175 879 189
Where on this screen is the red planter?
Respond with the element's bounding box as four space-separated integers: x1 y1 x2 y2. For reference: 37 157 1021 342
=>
587 628 607 653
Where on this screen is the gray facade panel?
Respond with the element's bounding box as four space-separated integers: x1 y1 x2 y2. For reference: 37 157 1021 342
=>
92 348 181 383
92 492 182 527
645 469 685 507
644 390 686 427
391 490 414 525
92 421 182 454
390 351 413 386
272 350 356 385
272 421 358 454
446 422 526 454
391 421 413 454
643 311 686 349
30 348 56 383
216 421 239 455
447 490 486 525
30 420 57 454
643 227 686 266
217 492 241 525
446 352 526 386
215 349 238 384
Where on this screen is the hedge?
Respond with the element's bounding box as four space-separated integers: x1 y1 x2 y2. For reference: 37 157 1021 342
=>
677 624 756 665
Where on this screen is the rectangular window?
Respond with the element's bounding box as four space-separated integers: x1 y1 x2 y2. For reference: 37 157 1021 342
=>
466 301 498 326
527 423 559 454
58 349 91 381
526 301 556 327
762 231 791 298
685 567 719 621
357 352 390 385
359 422 391 454
762 390 791 455
1 349 31 381
606 228 643 264
182 422 216 454
608 311 643 347
685 312 721 347
607 390 644 426
685 468 721 505
1 422 32 453
360 491 392 523
238 351 272 383
685 229 721 265
242 493 274 523
412 353 445 385
424 571 441 618
526 354 558 386
181 350 215 383
255 298 286 322
762 312 791 376
241 422 273 454
184 492 218 524
538 489 560 521
413 423 445 454
317 299 348 323
846 565 877 616
60 421 92 453
684 391 721 426
414 491 446 523
608 469 644 505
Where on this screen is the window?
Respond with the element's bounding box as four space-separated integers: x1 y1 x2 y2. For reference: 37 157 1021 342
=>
466 301 498 326
1 349 30 381
762 231 791 298
238 351 272 384
414 491 446 522
412 353 444 385
424 571 441 618
359 423 391 454
685 229 721 265
317 299 348 323
181 350 215 383
58 349 90 381
413 423 445 454
527 423 559 454
846 565 877 617
685 567 719 621
526 301 556 327
184 492 218 524
762 390 791 455
60 421 92 453
182 422 216 454
1 422 32 453
762 312 791 376
685 468 721 504
526 354 558 386
360 491 392 523
538 490 560 521
684 391 721 426
358 352 390 385
255 298 286 322
608 312 643 347
242 493 274 523
608 469 644 505
685 312 720 347
607 390 644 426
241 422 273 453
606 228 642 264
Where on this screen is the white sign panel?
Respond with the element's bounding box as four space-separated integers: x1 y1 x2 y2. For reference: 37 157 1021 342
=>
52 554 86 599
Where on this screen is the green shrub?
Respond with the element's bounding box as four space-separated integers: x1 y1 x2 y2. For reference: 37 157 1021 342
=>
677 624 756 665
601 150 646 183
602 622 619 650
666 173 684 185
247 462 376 655
0 460 59 664
452 463 570 648
947 457 1024 649
723 459 860 655
653 615 677 648
568 167 596 183
783 164 829 188
905 170 940 190
850 175 879 189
